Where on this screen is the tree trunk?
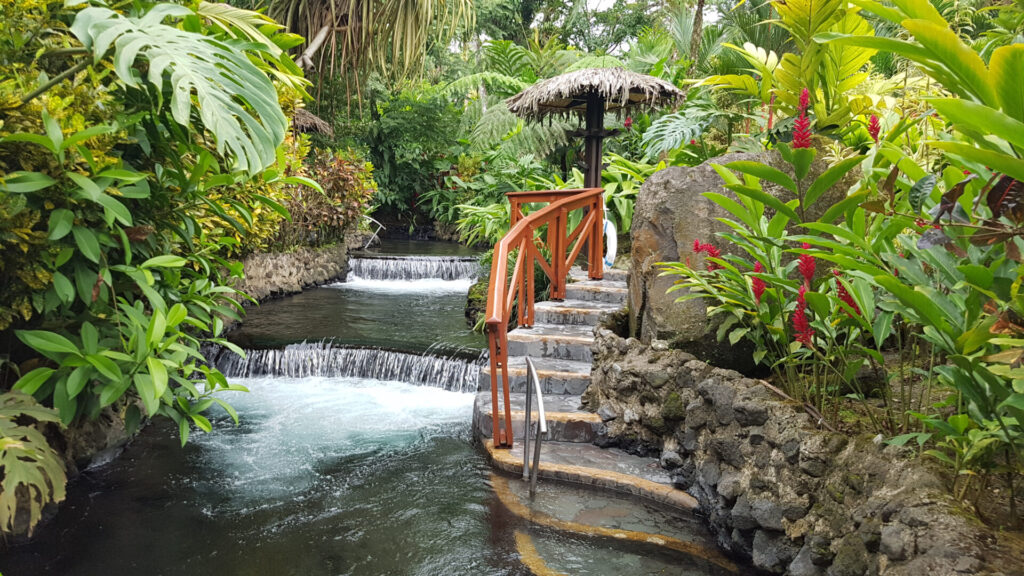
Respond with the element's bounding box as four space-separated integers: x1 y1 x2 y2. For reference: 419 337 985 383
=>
688 0 705 75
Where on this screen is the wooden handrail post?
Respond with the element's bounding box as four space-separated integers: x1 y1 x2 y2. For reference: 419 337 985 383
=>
590 196 605 280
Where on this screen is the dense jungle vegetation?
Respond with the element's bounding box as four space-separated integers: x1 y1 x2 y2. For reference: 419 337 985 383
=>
1 0 1022 535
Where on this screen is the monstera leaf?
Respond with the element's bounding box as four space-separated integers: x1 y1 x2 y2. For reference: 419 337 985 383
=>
0 392 66 536
71 4 287 174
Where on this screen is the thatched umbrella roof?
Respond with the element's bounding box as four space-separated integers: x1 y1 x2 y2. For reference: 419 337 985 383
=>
292 108 334 136
506 67 683 121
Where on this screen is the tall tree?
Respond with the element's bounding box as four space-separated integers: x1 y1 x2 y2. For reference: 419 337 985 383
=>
269 0 473 109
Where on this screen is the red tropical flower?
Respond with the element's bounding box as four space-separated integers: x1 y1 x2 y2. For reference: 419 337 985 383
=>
833 270 860 316
693 239 722 271
798 242 815 286
624 116 633 130
751 261 766 304
867 114 881 143
792 88 813 149
793 285 814 346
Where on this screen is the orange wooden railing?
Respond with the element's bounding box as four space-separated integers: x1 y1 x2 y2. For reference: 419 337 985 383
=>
485 188 605 448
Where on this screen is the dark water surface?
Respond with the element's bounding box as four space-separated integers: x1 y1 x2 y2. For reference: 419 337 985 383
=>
0 378 528 576
226 279 485 353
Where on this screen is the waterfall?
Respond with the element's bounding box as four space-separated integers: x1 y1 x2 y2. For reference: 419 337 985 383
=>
206 341 484 393
348 255 480 281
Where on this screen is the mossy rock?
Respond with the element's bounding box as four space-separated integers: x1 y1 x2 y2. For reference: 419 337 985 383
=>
661 391 687 421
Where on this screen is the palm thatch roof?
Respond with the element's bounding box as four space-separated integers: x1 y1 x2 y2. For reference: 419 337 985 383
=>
292 108 334 136
506 67 683 121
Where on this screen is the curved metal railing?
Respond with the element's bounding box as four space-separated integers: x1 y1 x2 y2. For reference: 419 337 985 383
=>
485 188 604 448
522 356 547 497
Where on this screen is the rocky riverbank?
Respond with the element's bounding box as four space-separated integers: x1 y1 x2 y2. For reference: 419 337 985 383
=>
233 242 349 302
584 329 1007 576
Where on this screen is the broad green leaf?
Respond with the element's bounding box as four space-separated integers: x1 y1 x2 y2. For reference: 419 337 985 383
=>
52 272 74 305
930 98 1024 152
13 367 55 395
147 357 169 399
17 330 80 356
804 156 863 208
85 354 122 383
141 255 187 268
47 209 74 240
67 172 102 202
873 275 955 339
66 366 92 399
930 142 1024 184
989 44 1024 123
902 19 996 107
727 185 801 222
133 373 159 416
71 226 101 263
71 6 287 173
95 194 133 226
725 161 797 193
1 171 56 193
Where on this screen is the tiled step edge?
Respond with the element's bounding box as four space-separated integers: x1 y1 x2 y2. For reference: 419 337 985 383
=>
474 407 602 444
482 439 698 511
496 475 738 574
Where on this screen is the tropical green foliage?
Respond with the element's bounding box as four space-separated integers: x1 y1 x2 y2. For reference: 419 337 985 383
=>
0 0 340 534
660 2 1024 517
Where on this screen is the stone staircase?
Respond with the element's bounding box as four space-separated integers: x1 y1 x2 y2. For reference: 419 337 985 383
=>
473 267 702 507
474 267 627 446
473 269 742 574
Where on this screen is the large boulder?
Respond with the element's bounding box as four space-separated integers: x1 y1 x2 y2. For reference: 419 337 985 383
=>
629 150 846 370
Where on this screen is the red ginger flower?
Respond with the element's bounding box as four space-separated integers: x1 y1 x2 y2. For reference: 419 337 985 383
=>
833 270 860 316
798 242 815 286
624 116 633 130
867 114 881 143
793 285 814 346
751 261 766 304
792 88 813 149
693 239 722 271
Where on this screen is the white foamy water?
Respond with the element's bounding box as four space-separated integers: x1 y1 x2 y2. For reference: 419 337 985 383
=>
190 376 474 511
333 277 475 293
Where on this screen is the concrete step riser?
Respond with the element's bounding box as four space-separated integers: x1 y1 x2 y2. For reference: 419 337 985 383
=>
571 270 628 283
534 309 606 327
478 372 590 395
564 286 627 305
473 411 600 443
507 338 593 363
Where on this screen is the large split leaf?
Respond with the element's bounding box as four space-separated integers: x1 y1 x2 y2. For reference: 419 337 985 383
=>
71 4 287 174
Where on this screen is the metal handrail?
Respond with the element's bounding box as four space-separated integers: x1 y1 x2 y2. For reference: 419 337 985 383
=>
485 188 605 449
361 214 386 249
522 356 547 497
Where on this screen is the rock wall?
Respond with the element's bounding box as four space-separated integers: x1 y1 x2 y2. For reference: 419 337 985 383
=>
628 151 847 369
584 330 1000 576
233 243 348 301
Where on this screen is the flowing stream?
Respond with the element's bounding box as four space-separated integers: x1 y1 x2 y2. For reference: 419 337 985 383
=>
1 240 737 576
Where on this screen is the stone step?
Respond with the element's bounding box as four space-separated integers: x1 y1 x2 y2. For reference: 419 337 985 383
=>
570 266 629 283
513 527 737 576
565 280 628 305
497 475 738 575
473 392 601 443
484 439 696 510
534 299 622 327
506 323 596 362
478 357 591 395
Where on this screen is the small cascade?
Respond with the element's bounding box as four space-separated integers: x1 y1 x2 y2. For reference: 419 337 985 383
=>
348 255 480 281
207 341 484 393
